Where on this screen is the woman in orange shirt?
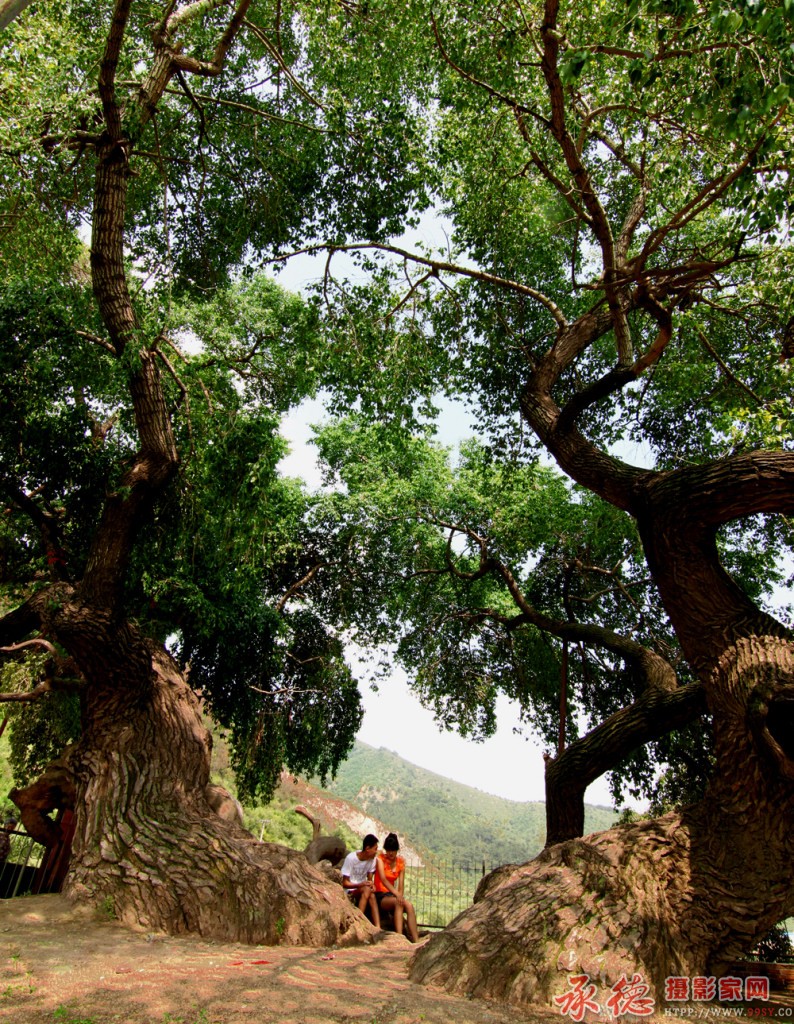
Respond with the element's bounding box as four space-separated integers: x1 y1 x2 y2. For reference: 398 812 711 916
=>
374 833 419 942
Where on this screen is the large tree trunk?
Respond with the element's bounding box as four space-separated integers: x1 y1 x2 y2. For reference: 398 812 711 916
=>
411 635 794 1007
11 592 373 946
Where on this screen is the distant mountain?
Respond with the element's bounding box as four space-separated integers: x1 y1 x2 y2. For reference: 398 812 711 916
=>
306 740 618 866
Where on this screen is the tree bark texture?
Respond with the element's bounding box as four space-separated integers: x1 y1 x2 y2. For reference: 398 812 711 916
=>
411 636 794 1007
9 591 373 946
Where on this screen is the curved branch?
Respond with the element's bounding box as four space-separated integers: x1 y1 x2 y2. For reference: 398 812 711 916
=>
544 681 706 845
242 18 324 109
0 0 34 30
636 452 794 676
492 561 678 692
0 637 58 657
539 2 630 363
420 511 679 696
272 242 568 329
0 680 54 703
75 329 116 354
10 759 76 848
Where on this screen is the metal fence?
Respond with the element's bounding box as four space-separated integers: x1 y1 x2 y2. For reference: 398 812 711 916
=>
403 860 496 929
0 829 50 899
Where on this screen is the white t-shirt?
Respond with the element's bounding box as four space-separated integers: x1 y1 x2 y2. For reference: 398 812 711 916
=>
342 850 376 885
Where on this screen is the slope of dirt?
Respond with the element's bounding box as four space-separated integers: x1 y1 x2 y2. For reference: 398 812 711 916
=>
278 774 426 865
0 894 563 1024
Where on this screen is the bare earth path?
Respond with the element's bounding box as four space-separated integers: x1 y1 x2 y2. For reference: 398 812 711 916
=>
0 895 564 1024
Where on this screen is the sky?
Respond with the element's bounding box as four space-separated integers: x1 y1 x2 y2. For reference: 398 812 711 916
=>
279 397 638 810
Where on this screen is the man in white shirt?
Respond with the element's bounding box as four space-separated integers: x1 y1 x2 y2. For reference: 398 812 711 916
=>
341 833 381 928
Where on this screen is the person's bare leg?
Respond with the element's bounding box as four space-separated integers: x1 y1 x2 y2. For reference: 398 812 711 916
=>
381 895 402 935
404 899 419 942
369 891 381 929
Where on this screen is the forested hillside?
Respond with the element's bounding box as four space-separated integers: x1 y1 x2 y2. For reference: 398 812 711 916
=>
317 741 617 865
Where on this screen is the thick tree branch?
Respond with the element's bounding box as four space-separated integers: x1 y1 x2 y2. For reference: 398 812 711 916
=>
0 0 33 30
98 0 133 142
544 681 706 844
0 600 41 649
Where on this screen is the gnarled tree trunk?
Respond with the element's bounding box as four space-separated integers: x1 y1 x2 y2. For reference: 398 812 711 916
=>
412 635 794 1006
10 592 372 945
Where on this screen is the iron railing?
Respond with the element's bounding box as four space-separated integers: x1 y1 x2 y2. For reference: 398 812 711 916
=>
0 829 50 899
403 860 496 929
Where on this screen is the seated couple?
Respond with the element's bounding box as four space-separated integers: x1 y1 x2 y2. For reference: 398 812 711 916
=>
341 832 419 942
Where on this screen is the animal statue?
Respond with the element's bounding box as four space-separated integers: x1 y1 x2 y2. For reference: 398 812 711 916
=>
294 805 346 866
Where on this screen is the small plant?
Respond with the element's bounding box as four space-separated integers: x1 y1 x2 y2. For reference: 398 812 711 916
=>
98 895 116 920
53 1007 100 1024
275 916 285 937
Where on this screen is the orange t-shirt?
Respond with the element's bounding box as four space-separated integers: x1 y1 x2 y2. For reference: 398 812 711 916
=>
375 853 405 893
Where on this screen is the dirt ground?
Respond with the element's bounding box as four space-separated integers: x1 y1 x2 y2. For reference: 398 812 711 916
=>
0 894 565 1024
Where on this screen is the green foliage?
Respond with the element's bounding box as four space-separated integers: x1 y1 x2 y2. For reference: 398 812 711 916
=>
0 271 361 803
0 654 80 789
303 0 794 466
52 1008 101 1024
4 694 81 788
127 286 366 802
753 922 794 964
0 0 433 292
0 731 15 815
0 278 130 583
307 419 713 804
2 0 792 847
0 0 441 806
